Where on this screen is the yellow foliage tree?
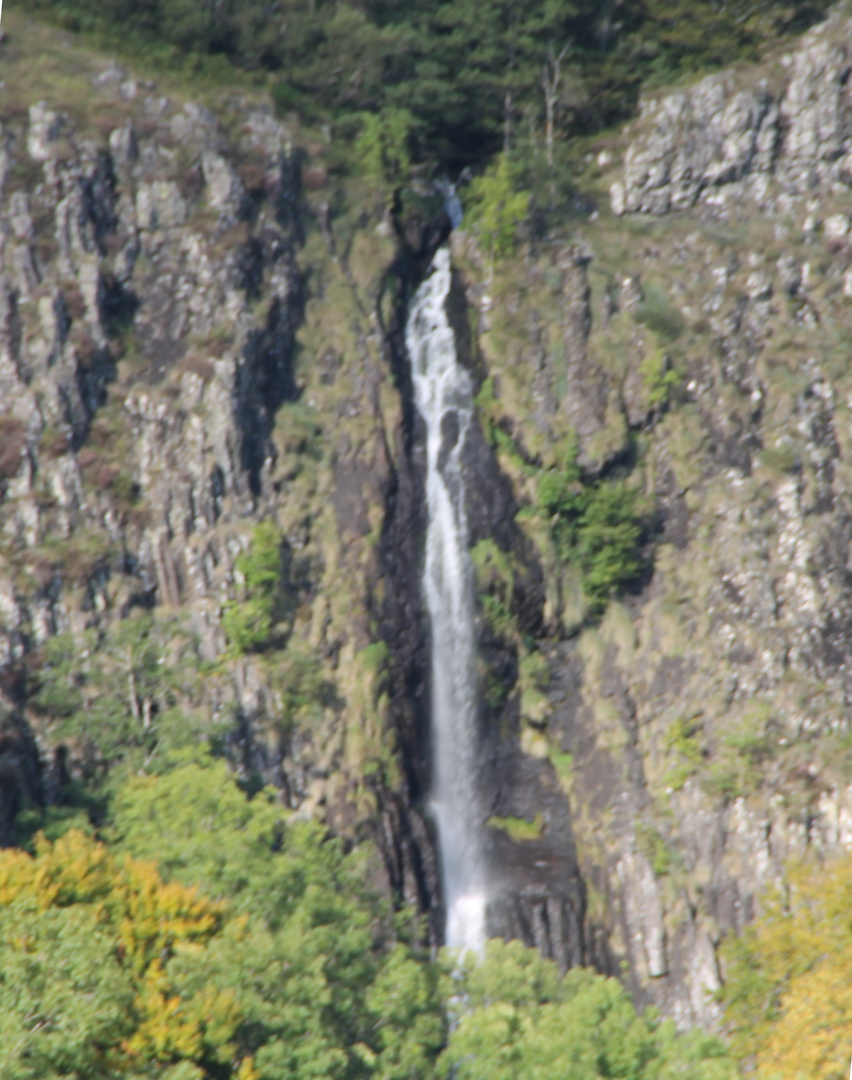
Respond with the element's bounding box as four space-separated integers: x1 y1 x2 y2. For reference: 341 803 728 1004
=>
721 852 852 1080
0 829 252 1079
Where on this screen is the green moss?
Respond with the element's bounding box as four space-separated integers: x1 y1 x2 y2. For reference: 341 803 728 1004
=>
550 751 575 794
518 650 551 728
358 640 390 674
639 348 681 410
664 715 705 790
471 539 514 600
759 441 799 474
635 281 684 343
636 821 673 877
480 593 516 640
487 813 545 842
702 702 778 799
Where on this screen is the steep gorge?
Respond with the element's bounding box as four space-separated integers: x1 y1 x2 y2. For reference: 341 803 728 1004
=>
7 5 852 1034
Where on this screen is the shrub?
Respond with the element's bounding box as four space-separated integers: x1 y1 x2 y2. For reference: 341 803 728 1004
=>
355 108 415 188
222 522 284 654
635 282 684 343
721 850 852 1080
466 155 530 259
539 457 647 616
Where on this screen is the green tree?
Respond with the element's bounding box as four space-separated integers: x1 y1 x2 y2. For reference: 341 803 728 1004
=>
113 759 444 1080
29 617 197 774
222 522 285 654
439 940 733 1080
538 455 647 615
0 903 135 1080
466 154 530 258
0 830 244 1079
356 108 415 188
720 850 852 1080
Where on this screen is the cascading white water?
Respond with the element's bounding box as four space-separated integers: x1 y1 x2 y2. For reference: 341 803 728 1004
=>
405 246 486 954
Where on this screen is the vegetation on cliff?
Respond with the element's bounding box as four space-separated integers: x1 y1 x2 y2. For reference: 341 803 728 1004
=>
28 0 832 168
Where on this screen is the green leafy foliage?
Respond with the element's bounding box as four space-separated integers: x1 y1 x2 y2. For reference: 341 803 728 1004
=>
222 522 285 654
466 154 530 259
0 830 235 1079
27 615 207 791
639 350 681 411
538 453 647 616
442 940 735 1080
664 715 705 790
0 771 735 1080
112 759 448 1080
355 109 416 188
29 0 831 170
0 903 135 1080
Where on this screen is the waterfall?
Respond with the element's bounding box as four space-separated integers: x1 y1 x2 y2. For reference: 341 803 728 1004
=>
405 246 486 953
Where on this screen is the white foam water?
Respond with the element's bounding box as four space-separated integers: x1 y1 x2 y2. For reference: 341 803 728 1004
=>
406 246 486 954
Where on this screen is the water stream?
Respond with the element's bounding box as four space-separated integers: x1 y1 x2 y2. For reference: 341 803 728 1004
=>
405 246 486 953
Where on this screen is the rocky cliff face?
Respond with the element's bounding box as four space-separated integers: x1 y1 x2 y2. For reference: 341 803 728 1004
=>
4 5 852 1032
0 18 424 899
461 3 852 1027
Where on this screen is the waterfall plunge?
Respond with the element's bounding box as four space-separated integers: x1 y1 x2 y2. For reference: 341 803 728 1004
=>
406 246 486 954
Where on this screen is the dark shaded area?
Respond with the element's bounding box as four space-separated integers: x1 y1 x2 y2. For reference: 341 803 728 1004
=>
239 289 304 494
99 272 140 339
233 155 307 495
79 150 118 252
372 220 439 942
0 704 44 847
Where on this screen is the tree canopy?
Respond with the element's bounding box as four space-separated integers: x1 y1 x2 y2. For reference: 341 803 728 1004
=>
720 850 852 1080
0 760 735 1080
29 0 833 169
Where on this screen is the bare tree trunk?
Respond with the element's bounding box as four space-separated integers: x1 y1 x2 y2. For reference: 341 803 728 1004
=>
541 41 571 171
529 106 538 157
126 647 140 724
503 89 513 155
545 89 555 170
503 24 517 155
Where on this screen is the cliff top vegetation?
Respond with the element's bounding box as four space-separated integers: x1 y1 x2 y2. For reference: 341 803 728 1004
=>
24 0 833 169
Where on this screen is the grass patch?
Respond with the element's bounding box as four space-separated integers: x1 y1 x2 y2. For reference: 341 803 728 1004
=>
487 813 545 842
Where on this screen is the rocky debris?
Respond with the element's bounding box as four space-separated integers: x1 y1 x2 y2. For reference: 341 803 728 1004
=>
612 9 852 216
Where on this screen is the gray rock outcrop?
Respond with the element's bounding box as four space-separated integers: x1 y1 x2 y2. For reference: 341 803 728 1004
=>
612 8 852 216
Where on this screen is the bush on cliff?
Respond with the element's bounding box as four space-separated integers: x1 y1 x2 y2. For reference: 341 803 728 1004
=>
538 454 647 616
222 522 285 654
